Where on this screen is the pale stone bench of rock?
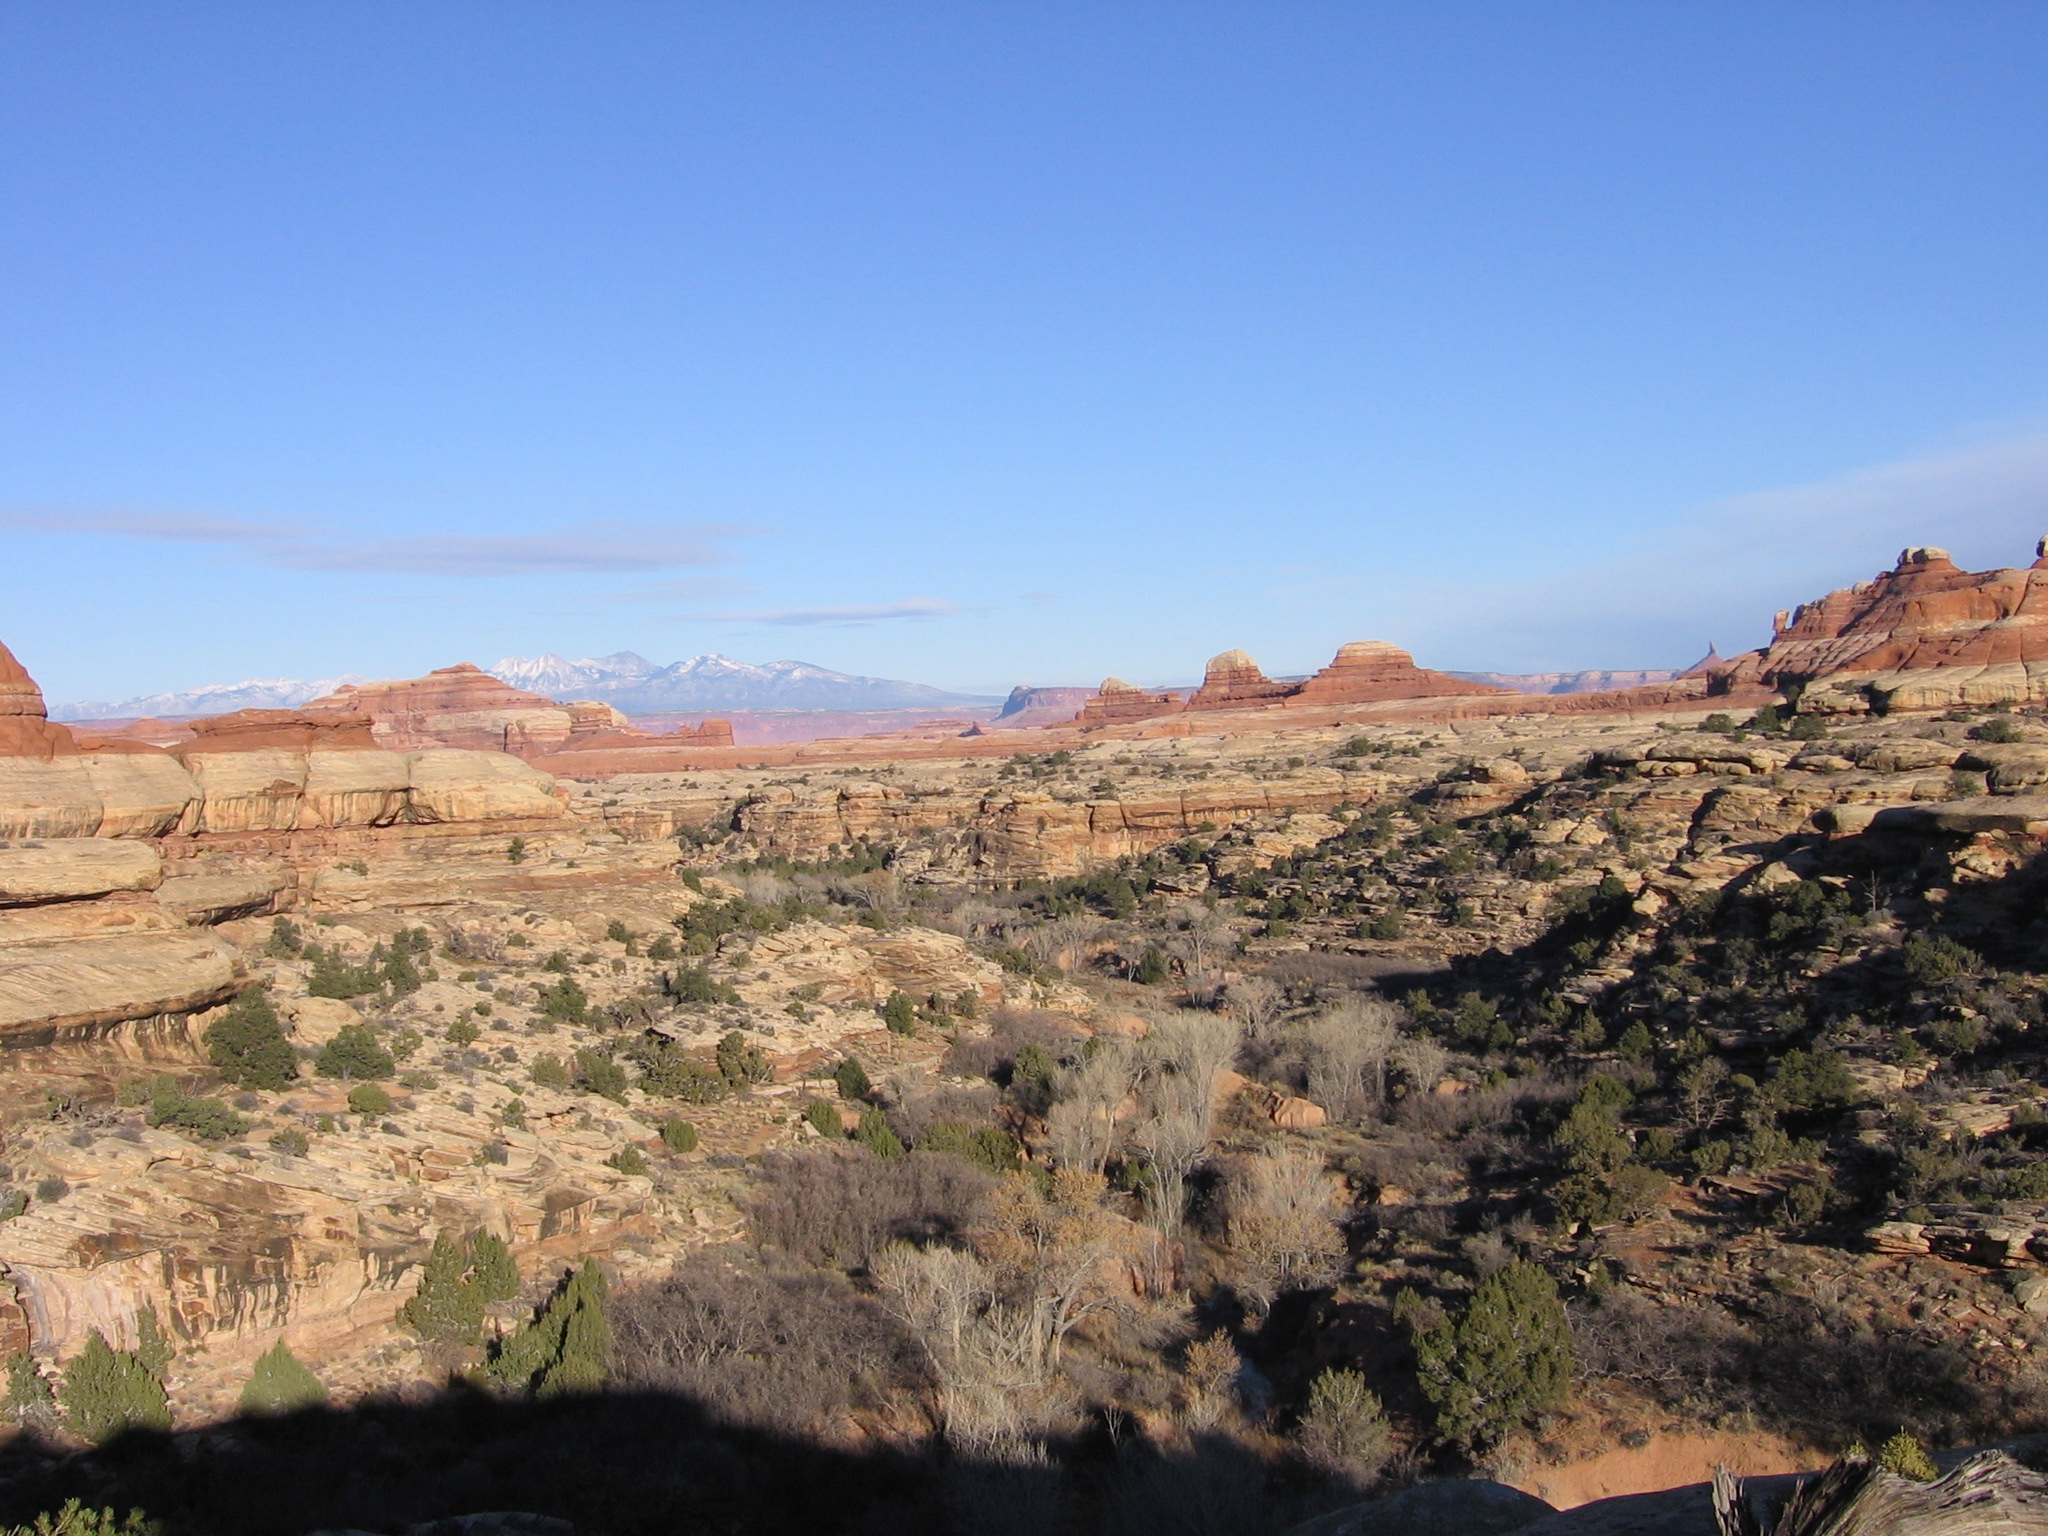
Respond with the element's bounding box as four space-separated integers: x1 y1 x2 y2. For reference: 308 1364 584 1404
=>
0 929 241 1040
0 839 162 905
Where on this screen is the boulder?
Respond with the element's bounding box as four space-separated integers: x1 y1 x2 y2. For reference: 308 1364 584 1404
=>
281 995 363 1047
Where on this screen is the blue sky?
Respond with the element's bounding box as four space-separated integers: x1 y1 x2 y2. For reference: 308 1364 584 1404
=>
5 3 2047 703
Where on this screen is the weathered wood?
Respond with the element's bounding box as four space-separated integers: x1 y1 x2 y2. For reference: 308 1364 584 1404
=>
1715 1451 2048 1536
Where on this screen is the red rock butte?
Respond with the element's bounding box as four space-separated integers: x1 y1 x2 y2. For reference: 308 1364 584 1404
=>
1709 540 2048 714
0 639 77 760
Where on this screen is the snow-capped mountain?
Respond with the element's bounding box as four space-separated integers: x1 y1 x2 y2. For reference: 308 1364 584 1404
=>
488 652 997 712
51 676 365 721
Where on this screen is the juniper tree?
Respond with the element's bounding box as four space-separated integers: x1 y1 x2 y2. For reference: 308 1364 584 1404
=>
469 1232 520 1303
4 1354 56 1434
59 1332 170 1445
315 1025 394 1081
1413 1260 1569 1450
203 992 298 1091
483 1259 609 1397
238 1341 325 1415
399 1233 483 1346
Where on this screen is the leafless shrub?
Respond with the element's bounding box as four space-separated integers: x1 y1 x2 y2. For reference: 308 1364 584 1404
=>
1294 1368 1393 1488
1044 1041 1136 1173
1133 1105 1209 1233
745 1147 994 1269
611 1245 922 1435
1178 1333 1242 1430
1460 1230 1514 1279
1301 999 1402 1122
944 1010 1085 1080
1392 1035 1450 1095
1260 952 1399 1001
1223 1146 1346 1309
891 1082 1001 1145
1226 976 1287 1045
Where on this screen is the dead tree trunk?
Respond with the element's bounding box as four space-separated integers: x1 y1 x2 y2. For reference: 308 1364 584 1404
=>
1715 1451 2048 1536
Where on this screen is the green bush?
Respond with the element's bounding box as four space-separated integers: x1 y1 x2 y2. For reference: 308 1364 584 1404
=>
315 1025 395 1081
573 1048 630 1103
4 1354 56 1432
1134 950 1170 985
447 1018 481 1047
1972 715 2023 744
1296 1368 1393 1484
263 917 303 958
346 1083 392 1116
133 1309 171 1381
659 1118 698 1153
1901 933 1980 988
538 976 590 1024
59 1332 169 1445
204 991 298 1091
881 991 917 1035
400 1233 485 1346
269 1127 310 1157
483 1259 609 1397
664 963 741 1005
605 1145 649 1176
470 1232 520 1302
147 1082 248 1142
0 1500 156 1536
238 1340 325 1414
306 949 383 1000
715 1031 771 1087
913 1122 1021 1174
854 1109 904 1158
1877 1429 1939 1481
1413 1261 1570 1450
630 1040 725 1102
530 1054 571 1090
833 1057 871 1100
804 1100 843 1139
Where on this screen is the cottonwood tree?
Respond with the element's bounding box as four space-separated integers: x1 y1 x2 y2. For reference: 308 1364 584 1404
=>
1302 999 1402 1122
1043 1045 1134 1174
1225 1145 1346 1310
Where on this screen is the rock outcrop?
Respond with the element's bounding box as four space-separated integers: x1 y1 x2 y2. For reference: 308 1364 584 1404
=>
1074 678 1183 728
303 665 577 755
1287 640 1513 707
1710 540 2048 714
0 641 75 760
1184 649 1299 710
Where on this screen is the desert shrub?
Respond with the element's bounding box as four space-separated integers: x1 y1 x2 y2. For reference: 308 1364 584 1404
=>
660 1118 699 1153
205 992 298 1090
804 1101 843 1139
305 947 383 1000
538 977 589 1024
315 1025 394 1081
606 1145 649 1176
146 1083 248 1142
715 1032 771 1088
238 1341 325 1415
346 1084 392 1116
263 917 304 958
1225 1146 1347 1309
59 1333 169 1445
1295 1368 1392 1485
1972 715 2023 744
745 1148 993 1269
31 1179 65 1205
1414 1260 1570 1449
1554 1164 1672 1227
629 1038 726 1102
611 1247 919 1434
1901 933 1980 988
663 964 740 1006
573 1048 630 1103
834 1057 871 1100
483 1259 609 1397
132 1310 170 1381
854 1109 904 1158
881 991 917 1034
0 1189 24 1222
4 1355 56 1433
911 1122 1019 1174
1878 1429 1939 1480
0 1502 156 1536
447 1019 480 1046
530 1054 571 1090
400 1233 485 1345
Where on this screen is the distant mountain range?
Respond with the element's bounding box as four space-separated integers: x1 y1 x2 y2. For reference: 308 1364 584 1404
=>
489 652 1000 712
51 676 365 722
1445 667 1687 695
53 653 998 720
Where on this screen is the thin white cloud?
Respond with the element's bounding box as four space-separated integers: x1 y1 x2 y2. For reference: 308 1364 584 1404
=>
0 505 747 576
1378 424 2048 670
707 597 958 626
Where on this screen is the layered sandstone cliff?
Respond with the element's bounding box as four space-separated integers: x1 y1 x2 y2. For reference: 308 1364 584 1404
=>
1712 541 2048 714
